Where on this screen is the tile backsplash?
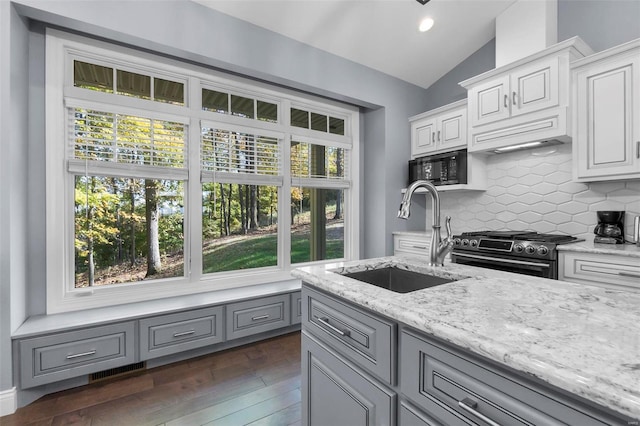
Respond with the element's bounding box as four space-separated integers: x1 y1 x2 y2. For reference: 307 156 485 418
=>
440 143 640 242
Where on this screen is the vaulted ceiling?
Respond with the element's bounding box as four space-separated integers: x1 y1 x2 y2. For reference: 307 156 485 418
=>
193 0 517 89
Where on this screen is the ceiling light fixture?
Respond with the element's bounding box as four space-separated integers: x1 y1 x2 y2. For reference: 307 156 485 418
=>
419 17 435 32
416 0 431 4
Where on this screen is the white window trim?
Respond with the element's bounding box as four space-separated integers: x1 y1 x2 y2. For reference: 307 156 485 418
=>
45 29 360 314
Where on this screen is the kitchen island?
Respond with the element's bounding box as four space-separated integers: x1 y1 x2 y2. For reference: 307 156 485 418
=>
292 256 640 424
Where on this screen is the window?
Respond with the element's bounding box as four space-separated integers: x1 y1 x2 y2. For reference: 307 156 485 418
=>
46 30 359 313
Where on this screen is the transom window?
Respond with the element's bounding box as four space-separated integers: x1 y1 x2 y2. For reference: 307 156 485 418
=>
46 30 359 314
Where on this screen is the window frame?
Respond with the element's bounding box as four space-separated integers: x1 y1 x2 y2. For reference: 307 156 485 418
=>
45 29 359 314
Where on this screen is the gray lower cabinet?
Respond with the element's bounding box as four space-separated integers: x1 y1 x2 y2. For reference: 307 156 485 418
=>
226 293 291 340
19 322 135 389
302 331 395 426
139 306 224 360
291 291 302 325
302 286 395 385
301 283 630 426
401 328 625 426
16 290 300 394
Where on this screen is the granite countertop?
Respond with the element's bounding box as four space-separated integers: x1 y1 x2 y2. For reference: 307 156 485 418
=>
558 235 640 258
292 256 640 420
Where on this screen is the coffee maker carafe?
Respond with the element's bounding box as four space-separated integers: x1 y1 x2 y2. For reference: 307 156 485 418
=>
594 211 625 244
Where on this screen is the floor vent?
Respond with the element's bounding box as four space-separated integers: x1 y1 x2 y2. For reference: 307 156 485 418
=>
89 362 146 383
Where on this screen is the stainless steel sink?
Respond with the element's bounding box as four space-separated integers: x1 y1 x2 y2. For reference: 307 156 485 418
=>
341 266 455 293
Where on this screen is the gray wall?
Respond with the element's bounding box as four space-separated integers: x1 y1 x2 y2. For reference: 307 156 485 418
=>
558 0 640 50
0 1 30 395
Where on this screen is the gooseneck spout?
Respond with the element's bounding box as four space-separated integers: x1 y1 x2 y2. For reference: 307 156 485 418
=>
398 180 453 266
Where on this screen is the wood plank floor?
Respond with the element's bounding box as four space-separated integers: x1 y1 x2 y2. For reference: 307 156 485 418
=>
1 332 302 426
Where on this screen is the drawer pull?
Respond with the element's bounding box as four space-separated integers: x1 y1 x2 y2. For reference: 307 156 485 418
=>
251 314 270 321
458 397 501 426
173 330 196 338
504 94 508 108
317 317 350 337
619 271 640 279
66 350 96 360
412 245 427 250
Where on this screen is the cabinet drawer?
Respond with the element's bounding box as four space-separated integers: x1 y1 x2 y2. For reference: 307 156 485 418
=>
19 322 135 389
291 291 302 325
302 286 395 385
226 294 290 340
560 252 640 291
394 234 430 256
401 330 612 426
139 306 224 360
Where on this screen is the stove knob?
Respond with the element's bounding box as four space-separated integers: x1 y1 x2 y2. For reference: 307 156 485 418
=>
514 244 525 253
454 238 461 246
537 245 549 256
470 239 478 247
525 245 536 254
461 239 469 247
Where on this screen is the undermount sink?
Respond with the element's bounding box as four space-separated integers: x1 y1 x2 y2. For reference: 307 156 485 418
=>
341 266 455 293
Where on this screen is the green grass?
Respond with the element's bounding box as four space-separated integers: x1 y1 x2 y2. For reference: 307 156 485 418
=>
203 233 344 274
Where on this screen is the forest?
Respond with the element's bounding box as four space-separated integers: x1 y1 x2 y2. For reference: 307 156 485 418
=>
73 110 345 288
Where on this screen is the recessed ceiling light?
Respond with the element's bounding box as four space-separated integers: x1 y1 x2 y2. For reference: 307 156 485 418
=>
419 17 434 32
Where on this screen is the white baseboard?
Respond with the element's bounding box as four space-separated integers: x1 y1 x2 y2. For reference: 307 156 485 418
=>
0 387 17 417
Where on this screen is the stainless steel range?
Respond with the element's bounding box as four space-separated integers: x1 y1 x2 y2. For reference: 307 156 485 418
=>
451 231 582 279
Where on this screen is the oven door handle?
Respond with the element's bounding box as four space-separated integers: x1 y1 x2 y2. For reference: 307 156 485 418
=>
453 252 551 268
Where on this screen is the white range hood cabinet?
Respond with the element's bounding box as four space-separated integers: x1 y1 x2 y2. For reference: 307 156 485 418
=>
460 36 593 154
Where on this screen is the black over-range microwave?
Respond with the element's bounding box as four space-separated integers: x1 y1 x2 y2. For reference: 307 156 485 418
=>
408 149 467 186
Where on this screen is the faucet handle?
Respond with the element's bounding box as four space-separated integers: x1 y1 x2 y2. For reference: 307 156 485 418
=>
444 216 452 240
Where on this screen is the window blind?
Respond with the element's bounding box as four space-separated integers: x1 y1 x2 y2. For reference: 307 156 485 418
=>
67 107 188 180
201 126 283 185
290 140 350 189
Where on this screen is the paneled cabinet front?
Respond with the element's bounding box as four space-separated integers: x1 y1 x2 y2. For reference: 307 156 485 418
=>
139 306 224 360
302 331 395 426
559 251 640 292
410 100 467 158
19 322 136 389
226 294 291 340
461 37 592 153
303 286 395 385
400 329 618 426
572 39 640 182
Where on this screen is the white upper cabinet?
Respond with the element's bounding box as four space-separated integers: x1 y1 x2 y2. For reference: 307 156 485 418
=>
571 38 640 182
460 37 593 153
410 99 466 158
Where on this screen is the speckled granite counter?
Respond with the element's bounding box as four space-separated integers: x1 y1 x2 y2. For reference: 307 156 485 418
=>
292 256 640 420
558 235 640 258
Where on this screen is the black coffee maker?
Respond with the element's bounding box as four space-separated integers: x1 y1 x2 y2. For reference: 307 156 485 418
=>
594 211 625 244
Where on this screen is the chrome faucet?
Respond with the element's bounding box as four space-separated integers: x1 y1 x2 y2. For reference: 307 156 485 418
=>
398 180 454 266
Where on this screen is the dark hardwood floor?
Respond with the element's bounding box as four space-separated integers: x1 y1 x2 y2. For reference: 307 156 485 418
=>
1 332 302 426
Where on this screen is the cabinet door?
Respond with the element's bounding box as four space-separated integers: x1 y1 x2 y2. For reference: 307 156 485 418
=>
438 107 466 151
468 74 510 127
302 331 394 426
510 57 559 117
412 117 437 157
575 53 640 180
